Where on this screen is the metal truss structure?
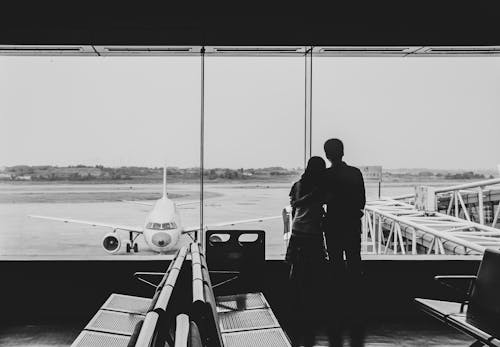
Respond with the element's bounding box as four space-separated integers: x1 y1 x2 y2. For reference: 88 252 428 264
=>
363 199 500 255
393 178 500 228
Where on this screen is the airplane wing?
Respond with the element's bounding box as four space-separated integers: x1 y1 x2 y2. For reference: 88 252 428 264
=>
122 200 200 207
29 215 143 234
182 215 281 234
122 200 154 206
177 201 201 207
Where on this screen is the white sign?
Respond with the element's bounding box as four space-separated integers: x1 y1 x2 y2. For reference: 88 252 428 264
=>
359 166 382 181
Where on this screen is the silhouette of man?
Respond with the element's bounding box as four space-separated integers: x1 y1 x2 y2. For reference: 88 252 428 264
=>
322 138 365 281
322 138 366 347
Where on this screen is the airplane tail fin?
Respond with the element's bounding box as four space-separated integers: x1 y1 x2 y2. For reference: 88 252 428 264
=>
163 165 167 198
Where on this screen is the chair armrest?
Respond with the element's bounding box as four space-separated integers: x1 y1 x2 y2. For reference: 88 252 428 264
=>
434 275 477 311
434 275 477 281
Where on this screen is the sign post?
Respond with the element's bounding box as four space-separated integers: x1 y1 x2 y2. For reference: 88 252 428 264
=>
359 166 383 199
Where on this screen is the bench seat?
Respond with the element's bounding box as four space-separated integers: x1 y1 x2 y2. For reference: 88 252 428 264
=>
216 293 269 313
222 328 291 347
101 293 152 315
415 248 500 347
72 330 131 347
218 307 281 333
71 301 148 347
71 246 190 347
415 299 500 345
414 298 465 319
85 309 145 336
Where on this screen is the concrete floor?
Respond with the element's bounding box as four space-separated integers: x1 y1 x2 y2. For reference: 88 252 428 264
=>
0 319 473 347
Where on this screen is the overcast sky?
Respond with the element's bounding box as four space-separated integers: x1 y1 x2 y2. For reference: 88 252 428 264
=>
1 56 499 170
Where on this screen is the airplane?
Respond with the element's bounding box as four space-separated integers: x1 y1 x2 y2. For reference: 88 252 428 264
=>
29 167 281 254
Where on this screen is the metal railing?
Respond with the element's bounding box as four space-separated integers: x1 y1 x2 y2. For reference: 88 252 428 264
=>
392 178 500 228
363 199 500 255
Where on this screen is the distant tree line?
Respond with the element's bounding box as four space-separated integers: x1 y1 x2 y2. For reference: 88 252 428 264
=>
386 170 491 180
2 165 301 182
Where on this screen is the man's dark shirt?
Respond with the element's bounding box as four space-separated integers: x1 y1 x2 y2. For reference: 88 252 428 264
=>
322 162 366 230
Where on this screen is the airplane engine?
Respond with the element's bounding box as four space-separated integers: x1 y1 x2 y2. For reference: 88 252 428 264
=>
102 233 121 254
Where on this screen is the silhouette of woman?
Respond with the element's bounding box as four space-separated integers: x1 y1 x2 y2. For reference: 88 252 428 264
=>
286 156 328 347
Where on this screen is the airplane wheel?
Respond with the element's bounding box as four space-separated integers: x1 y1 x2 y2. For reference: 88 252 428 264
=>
126 243 131 253
133 243 139 253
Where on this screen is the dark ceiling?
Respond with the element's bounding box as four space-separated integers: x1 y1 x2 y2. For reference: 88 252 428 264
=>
1 0 499 46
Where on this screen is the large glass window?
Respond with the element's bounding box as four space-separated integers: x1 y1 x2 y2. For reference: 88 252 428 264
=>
312 57 500 200
2 53 500 258
203 57 304 259
0 56 201 256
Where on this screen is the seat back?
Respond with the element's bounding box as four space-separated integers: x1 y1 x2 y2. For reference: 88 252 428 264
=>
205 230 265 272
471 248 500 314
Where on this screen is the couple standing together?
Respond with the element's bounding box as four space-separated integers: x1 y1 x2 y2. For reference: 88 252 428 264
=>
286 138 366 347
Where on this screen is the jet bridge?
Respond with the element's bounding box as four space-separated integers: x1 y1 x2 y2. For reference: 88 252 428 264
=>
394 178 500 228
362 199 500 256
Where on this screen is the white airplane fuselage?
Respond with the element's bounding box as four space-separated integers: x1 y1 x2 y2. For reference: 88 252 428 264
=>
142 197 183 253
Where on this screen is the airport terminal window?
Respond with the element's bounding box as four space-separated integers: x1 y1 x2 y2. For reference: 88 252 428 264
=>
3 54 499 258
311 57 500 200
203 57 304 259
0 56 201 256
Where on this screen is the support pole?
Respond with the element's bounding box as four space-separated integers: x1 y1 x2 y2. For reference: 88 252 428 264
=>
304 50 308 169
309 47 313 160
199 47 205 249
303 47 313 165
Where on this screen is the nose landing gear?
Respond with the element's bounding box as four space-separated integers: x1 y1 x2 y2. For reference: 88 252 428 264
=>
126 231 140 253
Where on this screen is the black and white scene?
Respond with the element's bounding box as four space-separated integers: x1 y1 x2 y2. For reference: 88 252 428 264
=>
1 3 500 347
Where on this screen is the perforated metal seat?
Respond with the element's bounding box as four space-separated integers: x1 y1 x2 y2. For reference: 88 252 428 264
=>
414 298 465 319
218 308 280 333
101 293 151 315
216 293 269 313
71 330 130 347
85 310 145 336
222 328 291 347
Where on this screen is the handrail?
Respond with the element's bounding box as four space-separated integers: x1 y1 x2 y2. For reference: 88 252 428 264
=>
366 202 486 254
392 178 500 200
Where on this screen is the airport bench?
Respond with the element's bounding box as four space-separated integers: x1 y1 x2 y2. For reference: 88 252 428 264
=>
190 242 291 347
415 248 500 347
71 246 189 347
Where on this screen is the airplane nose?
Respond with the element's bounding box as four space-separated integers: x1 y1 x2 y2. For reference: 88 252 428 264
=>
152 232 171 247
